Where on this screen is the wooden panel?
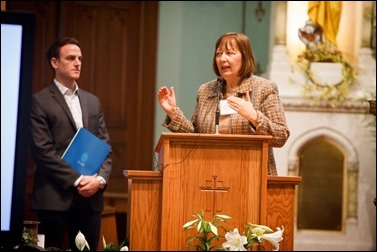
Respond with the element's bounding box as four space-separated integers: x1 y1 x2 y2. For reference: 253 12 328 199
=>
103 192 128 213
125 170 162 251
266 176 302 251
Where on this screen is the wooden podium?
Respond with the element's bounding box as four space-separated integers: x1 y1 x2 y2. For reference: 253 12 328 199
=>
124 132 301 251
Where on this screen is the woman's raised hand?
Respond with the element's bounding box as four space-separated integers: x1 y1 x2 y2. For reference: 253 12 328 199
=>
157 86 177 118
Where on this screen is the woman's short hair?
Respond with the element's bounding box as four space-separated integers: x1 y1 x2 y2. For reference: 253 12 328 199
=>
212 32 255 80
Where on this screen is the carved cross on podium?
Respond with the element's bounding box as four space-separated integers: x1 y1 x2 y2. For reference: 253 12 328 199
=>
199 175 230 214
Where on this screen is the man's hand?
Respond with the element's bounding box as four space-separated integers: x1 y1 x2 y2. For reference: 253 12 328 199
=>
77 174 100 197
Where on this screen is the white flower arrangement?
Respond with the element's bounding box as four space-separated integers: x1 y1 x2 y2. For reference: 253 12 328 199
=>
75 230 128 251
183 211 284 251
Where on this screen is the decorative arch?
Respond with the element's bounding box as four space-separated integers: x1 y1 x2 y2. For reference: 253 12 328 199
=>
287 126 359 220
287 127 359 173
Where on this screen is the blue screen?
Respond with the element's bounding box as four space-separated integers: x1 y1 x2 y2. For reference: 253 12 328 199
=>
1 10 35 246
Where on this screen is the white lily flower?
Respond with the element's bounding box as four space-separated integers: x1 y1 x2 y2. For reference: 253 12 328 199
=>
120 245 129 251
75 230 90 251
261 226 284 251
215 214 232 220
222 228 247 251
183 218 198 229
251 224 273 233
209 222 218 236
197 220 203 231
102 235 107 248
250 227 265 243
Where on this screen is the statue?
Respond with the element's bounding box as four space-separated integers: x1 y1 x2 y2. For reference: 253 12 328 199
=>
298 19 323 49
307 1 342 44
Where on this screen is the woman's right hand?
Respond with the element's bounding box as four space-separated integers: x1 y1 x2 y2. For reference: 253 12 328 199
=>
157 86 177 118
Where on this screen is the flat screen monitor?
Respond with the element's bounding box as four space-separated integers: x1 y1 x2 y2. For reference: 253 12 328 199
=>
1 10 35 247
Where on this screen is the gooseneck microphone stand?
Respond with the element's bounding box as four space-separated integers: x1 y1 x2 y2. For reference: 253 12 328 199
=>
215 77 222 134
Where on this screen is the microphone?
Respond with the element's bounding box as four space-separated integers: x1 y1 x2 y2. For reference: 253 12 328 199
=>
215 77 222 134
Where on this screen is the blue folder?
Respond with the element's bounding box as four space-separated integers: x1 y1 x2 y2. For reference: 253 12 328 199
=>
62 127 110 175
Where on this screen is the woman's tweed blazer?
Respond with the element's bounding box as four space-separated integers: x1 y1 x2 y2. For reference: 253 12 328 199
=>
162 74 289 175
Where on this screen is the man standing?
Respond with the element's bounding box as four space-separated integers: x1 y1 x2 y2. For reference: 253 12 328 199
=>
30 37 112 250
